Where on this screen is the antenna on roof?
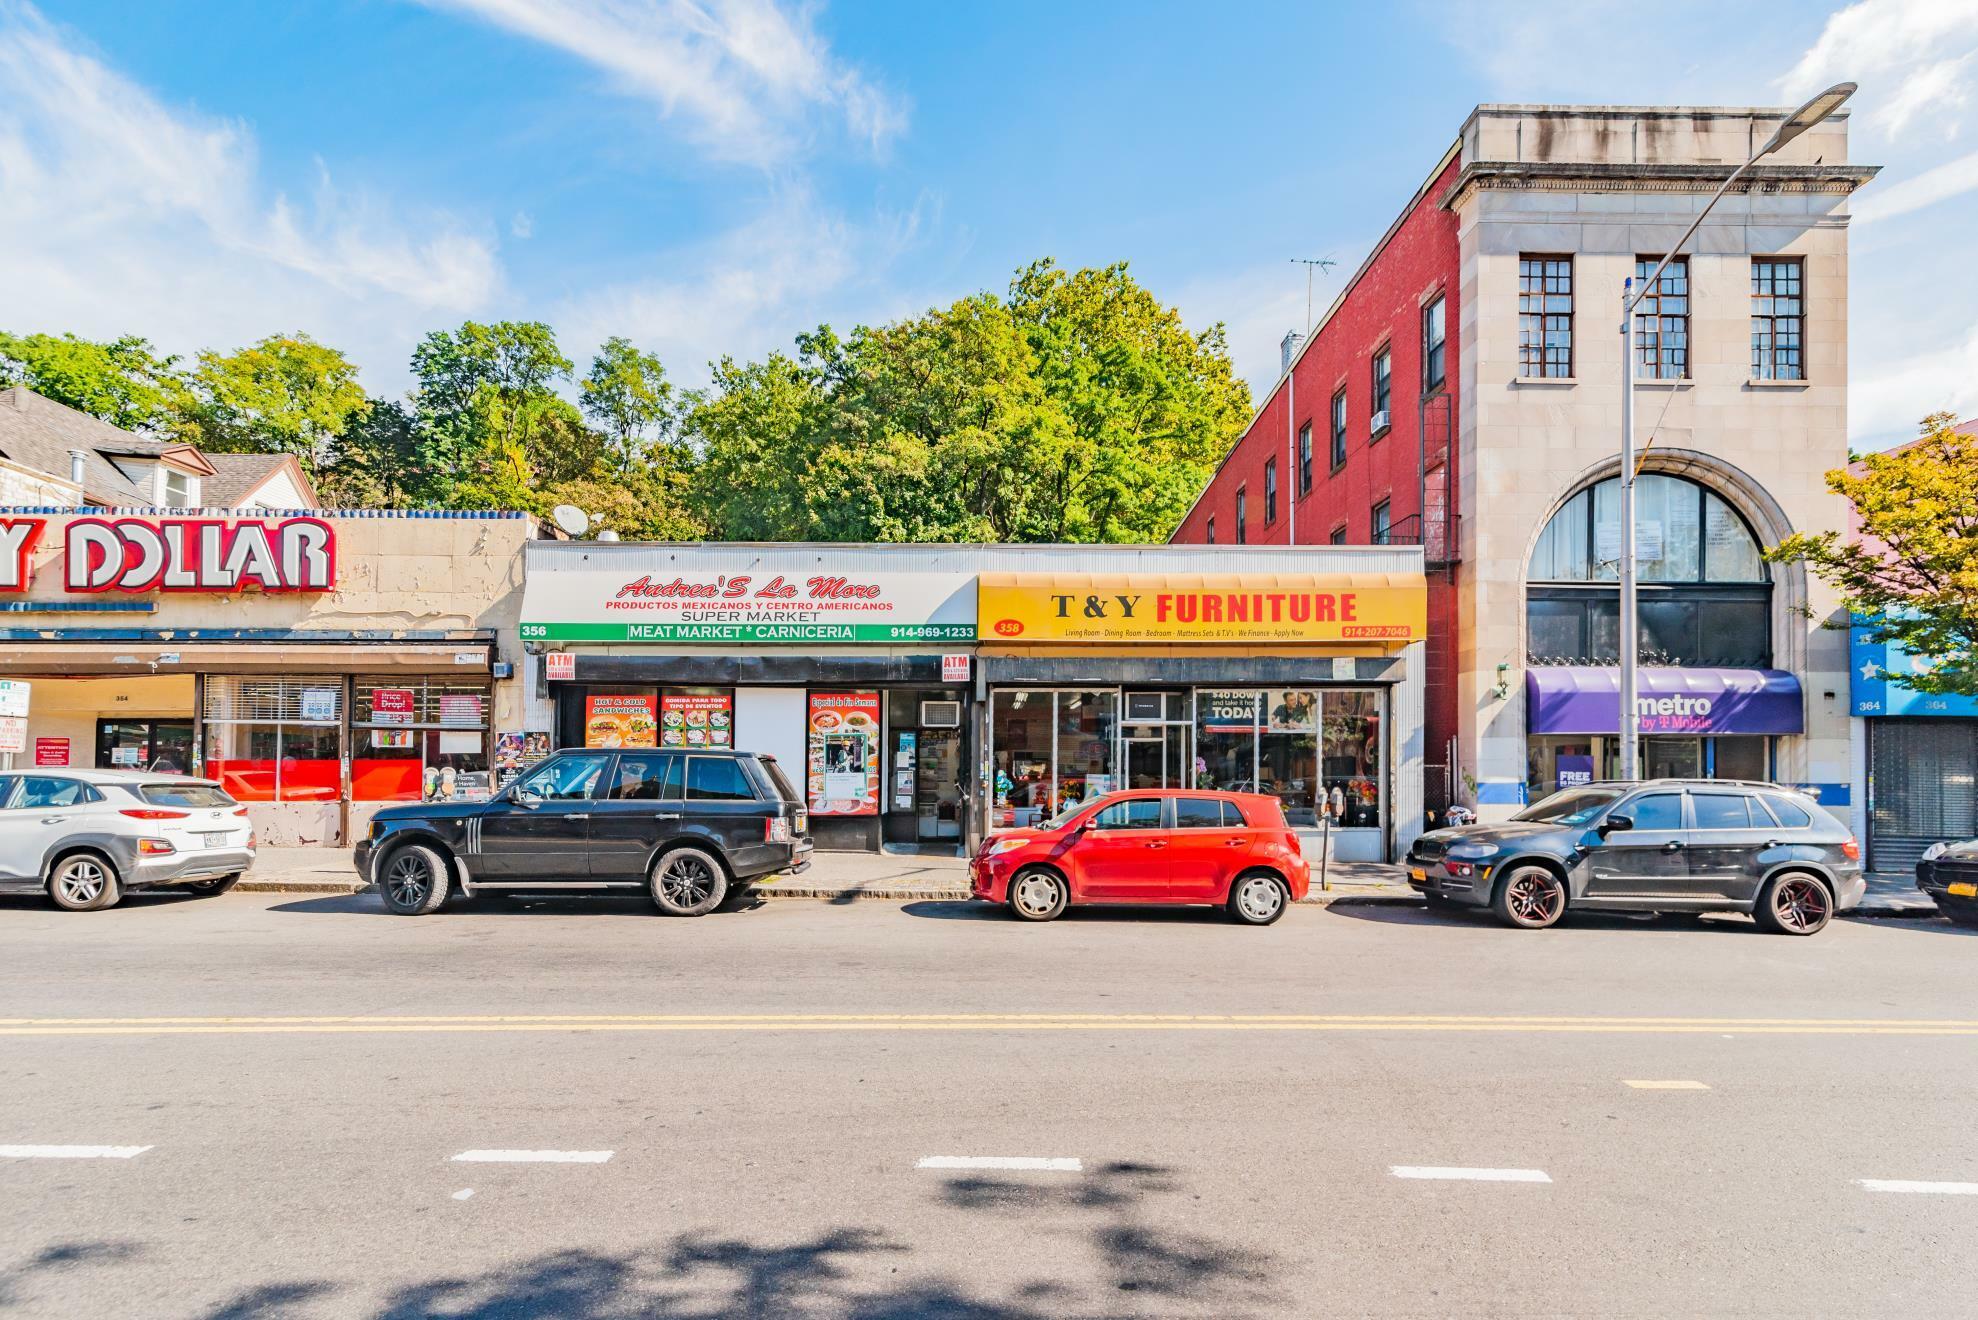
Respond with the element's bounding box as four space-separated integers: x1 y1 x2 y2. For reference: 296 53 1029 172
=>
1291 257 1338 331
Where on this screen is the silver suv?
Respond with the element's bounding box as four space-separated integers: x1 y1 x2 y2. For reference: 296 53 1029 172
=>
0 770 257 911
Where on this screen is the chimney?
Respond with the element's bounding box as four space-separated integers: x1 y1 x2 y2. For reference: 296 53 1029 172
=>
68 448 86 487
1280 330 1305 375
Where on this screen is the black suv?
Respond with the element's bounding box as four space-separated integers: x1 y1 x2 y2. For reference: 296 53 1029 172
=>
1407 779 1863 934
354 749 810 916
1916 839 1978 927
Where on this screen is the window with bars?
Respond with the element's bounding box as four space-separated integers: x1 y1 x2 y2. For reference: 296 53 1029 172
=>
1519 256 1574 377
1422 295 1446 391
1236 488 1248 544
1264 458 1278 525
1751 257 1805 380
1330 389 1347 469
1371 347 1392 426
201 676 344 804
1297 422 1313 494
1634 257 1689 379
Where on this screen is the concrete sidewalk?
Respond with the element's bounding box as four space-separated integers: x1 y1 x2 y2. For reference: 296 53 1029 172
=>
236 847 1938 916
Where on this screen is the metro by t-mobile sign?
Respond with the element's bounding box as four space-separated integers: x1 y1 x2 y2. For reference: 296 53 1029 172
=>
0 516 336 594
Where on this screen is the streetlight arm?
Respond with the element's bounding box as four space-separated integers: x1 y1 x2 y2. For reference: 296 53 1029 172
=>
1622 151 1763 323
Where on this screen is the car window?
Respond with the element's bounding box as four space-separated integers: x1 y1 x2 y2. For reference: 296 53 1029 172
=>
686 757 757 802
1174 798 1224 829
515 754 608 801
0 776 20 809
138 782 235 809
1222 800 1251 828
1691 794 1752 830
1621 793 1684 831
609 754 677 801
1759 793 1813 829
756 756 800 803
16 777 96 809
1091 798 1164 831
1514 787 1624 824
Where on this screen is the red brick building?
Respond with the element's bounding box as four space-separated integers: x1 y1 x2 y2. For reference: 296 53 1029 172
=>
1171 145 1465 814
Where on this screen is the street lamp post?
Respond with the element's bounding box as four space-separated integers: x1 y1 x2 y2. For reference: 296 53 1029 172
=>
1613 81 1855 781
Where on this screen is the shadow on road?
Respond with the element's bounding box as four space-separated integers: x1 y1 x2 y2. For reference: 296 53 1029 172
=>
178 1160 1281 1319
899 899 1237 926
266 891 767 919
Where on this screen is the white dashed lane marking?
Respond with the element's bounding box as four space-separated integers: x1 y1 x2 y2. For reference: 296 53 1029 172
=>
449 1150 613 1164
1623 1080 1711 1090
0 1145 152 1160
1390 1166 1552 1183
1859 1180 1978 1196
917 1156 1083 1172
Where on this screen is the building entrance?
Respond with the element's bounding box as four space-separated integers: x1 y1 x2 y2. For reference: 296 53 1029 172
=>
96 719 195 774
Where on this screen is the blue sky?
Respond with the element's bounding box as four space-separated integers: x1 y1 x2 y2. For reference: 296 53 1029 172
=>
3 0 1975 447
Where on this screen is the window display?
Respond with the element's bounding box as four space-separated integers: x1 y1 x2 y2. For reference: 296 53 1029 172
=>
353 677 493 801
661 690 732 748
202 675 344 803
1194 687 1381 830
989 689 1118 827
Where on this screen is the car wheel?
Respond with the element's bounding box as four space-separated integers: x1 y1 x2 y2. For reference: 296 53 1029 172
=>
1007 867 1068 922
1228 871 1290 926
1756 873 1831 936
650 847 728 917
1492 865 1566 930
185 873 241 898
378 844 450 916
47 853 121 912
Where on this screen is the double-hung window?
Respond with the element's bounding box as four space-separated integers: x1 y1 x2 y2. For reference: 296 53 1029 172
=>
1236 489 1248 544
1296 422 1313 494
1264 458 1278 526
1329 389 1347 468
1519 256 1574 377
1750 257 1805 380
1371 348 1392 431
1371 499 1391 545
1634 257 1689 379
1422 295 1446 392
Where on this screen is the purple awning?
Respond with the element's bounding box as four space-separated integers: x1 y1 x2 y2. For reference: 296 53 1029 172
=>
1526 667 1803 736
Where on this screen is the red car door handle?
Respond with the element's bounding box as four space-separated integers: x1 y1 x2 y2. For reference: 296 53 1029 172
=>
1225 839 1245 846
1145 840 1166 848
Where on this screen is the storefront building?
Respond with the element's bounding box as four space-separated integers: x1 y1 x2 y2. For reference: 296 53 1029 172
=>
0 508 530 844
519 542 1429 861
1849 624 1978 872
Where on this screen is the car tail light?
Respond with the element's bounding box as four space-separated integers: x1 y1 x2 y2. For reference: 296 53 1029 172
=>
794 809 807 835
136 838 176 855
1841 837 1859 861
766 817 792 843
121 808 190 820
233 807 250 817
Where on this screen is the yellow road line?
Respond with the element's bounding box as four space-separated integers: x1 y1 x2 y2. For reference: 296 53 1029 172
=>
0 1012 1972 1038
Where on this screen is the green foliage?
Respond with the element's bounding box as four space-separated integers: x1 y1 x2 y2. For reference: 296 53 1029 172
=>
1769 411 1978 695
315 400 431 509
581 337 675 474
186 334 367 464
0 331 192 432
684 260 1250 544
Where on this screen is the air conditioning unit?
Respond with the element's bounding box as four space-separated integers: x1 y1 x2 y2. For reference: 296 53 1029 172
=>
921 700 962 728
1370 409 1391 435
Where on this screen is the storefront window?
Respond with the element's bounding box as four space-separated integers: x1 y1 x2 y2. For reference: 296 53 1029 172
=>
990 690 1117 827
202 676 344 803
352 677 492 802
1194 688 1379 830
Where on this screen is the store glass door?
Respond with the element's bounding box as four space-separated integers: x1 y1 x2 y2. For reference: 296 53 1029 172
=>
96 719 195 773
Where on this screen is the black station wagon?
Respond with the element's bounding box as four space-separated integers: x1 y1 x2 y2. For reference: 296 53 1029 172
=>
354 749 810 916
1407 779 1864 934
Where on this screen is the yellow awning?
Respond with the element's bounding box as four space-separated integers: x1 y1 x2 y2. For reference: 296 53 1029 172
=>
975 572 1426 646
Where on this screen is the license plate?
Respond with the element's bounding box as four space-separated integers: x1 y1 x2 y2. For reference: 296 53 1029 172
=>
1949 882 1978 898
1409 866 1427 881
200 833 230 849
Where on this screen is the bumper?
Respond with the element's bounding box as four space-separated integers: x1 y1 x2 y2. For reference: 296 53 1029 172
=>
128 846 256 889
968 853 1011 901
1917 862 1978 916
353 838 374 882
1832 867 1867 912
1404 856 1492 907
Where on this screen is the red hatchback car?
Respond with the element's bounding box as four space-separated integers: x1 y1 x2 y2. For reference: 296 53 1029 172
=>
969 789 1311 924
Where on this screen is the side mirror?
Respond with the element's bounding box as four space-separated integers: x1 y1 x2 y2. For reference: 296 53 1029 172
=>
1601 813 1633 835
514 787 542 807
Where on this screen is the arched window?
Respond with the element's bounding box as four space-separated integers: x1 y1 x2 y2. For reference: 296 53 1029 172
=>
1527 474 1771 668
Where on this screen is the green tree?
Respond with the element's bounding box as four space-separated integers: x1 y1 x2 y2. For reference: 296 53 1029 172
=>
581 337 675 474
407 320 577 498
684 350 830 540
0 331 192 432
187 334 367 464
1769 411 1978 695
315 400 429 508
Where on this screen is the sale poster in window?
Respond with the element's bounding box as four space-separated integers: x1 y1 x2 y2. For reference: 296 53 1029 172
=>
584 693 658 748
660 692 732 748
807 692 879 816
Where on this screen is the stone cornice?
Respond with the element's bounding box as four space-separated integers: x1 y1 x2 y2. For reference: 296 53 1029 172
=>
1443 161 1881 211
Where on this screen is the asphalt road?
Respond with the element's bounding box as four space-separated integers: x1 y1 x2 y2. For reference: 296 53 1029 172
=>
2 889 1974 1319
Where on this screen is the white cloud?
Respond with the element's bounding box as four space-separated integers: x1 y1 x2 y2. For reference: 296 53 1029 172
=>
1853 146 1978 222
553 185 933 388
1780 0 1978 140
1851 323 1978 439
0 1 499 393
420 0 907 166
511 210 535 239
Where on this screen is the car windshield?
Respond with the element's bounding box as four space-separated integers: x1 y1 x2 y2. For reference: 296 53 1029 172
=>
1042 796 1104 830
1512 787 1624 825
138 782 235 809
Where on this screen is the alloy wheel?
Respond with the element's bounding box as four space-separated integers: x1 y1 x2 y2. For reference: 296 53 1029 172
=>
56 859 107 906
1506 872 1565 925
659 854 717 907
385 854 431 908
1773 877 1829 933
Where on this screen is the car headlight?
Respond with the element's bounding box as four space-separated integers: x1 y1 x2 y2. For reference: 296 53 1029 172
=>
1447 843 1499 861
1920 841 1949 863
986 837 1030 857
